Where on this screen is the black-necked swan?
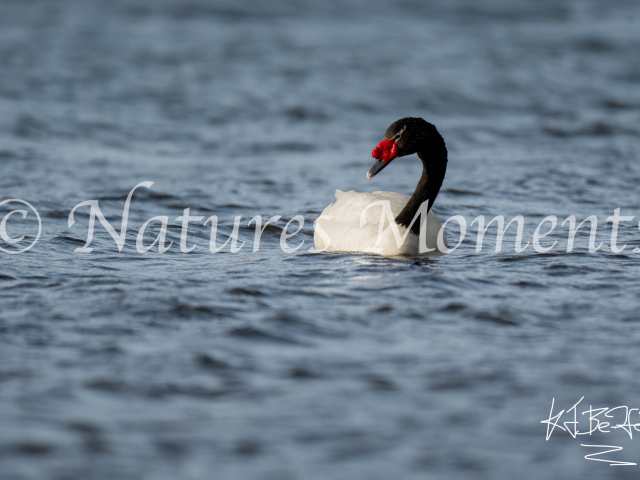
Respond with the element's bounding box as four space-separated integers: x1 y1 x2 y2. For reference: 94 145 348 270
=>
314 117 448 255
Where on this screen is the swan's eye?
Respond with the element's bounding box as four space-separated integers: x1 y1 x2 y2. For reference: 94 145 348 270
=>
393 126 407 142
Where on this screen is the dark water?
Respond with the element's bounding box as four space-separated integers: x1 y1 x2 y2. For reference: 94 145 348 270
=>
2 0 640 478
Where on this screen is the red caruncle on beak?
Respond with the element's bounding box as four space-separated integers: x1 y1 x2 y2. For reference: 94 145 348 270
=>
372 139 398 164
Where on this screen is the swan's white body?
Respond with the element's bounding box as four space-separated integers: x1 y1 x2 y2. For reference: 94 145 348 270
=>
314 190 447 256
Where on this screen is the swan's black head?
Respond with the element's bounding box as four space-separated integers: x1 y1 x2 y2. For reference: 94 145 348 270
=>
367 117 444 180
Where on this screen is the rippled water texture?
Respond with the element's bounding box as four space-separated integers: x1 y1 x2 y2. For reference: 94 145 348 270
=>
1 0 640 479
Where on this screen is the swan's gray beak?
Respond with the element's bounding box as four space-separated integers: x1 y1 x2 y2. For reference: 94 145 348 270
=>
367 159 387 180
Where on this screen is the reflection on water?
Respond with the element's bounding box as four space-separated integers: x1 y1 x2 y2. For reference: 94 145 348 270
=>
1 0 640 478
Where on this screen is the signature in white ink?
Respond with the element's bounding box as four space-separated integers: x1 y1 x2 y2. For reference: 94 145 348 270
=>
542 397 640 466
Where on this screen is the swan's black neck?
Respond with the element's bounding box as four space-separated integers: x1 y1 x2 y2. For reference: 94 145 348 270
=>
394 143 448 235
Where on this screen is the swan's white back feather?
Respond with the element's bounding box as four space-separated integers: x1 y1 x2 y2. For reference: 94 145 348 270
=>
314 190 447 256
